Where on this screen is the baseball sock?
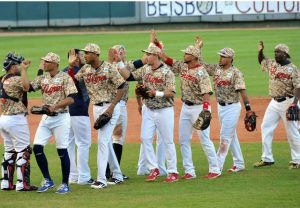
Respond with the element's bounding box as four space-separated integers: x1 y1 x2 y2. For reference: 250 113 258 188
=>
33 145 51 181
113 143 123 164
57 149 70 184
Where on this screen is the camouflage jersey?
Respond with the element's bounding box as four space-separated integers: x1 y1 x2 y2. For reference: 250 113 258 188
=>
171 60 213 105
204 64 246 103
112 61 129 102
261 58 300 98
0 75 27 115
75 61 125 105
127 62 175 109
30 71 78 113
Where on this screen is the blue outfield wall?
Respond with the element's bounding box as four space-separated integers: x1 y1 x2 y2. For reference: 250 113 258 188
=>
0 1 299 28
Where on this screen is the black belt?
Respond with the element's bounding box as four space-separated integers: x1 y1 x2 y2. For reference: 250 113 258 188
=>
184 101 195 106
94 102 110 106
218 102 233 106
273 96 293 103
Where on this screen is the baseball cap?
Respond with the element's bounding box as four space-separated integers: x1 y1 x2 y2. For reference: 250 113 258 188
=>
275 44 290 58
181 45 200 58
41 52 60 64
81 43 101 55
218 48 235 59
141 43 161 55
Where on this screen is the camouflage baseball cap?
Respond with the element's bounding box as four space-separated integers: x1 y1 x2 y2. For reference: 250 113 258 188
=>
41 52 60 64
181 45 200 58
112 45 126 55
218 48 235 59
142 43 161 55
275 44 290 58
81 43 100 55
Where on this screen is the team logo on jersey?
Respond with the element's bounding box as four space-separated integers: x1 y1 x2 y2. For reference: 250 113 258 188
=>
103 67 109 73
162 69 168 74
226 72 232 78
198 71 204 76
287 67 293 73
53 78 61 84
43 79 49 84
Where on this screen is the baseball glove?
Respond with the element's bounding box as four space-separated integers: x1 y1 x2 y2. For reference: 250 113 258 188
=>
94 113 112 130
286 104 299 121
135 84 153 99
193 110 212 130
244 111 257 132
30 105 58 116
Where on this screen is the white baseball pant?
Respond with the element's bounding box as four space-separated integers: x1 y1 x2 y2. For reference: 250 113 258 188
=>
217 102 245 171
0 114 30 152
261 97 300 164
112 100 127 145
93 103 123 185
179 103 220 176
137 132 167 176
67 116 92 184
34 113 71 149
141 105 178 174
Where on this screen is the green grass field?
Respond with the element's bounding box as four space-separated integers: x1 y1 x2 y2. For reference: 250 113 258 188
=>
1 28 300 207
0 28 300 97
0 143 300 208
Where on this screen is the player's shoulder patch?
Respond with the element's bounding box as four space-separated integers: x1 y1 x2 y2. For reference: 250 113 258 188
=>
197 70 204 76
287 67 294 74
53 78 61 84
103 67 109 73
226 72 233 78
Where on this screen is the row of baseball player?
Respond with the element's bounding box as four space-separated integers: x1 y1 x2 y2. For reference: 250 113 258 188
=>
1 30 299 194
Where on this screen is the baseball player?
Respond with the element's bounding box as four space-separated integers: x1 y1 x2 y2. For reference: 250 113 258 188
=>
28 52 78 194
106 45 129 180
64 49 94 185
254 42 300 169
75 43 126 189
136 93 167 176
152 32 221 179
200 43 252 173
118 43 179 183
0 52 37 191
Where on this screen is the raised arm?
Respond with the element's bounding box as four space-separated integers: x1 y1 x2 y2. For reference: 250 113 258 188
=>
258 41 265 64
20 59 31 91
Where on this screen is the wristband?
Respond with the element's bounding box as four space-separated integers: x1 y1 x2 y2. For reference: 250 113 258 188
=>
165 57 173 66
155 91 164 97
245 102 251 111
203 101 210 110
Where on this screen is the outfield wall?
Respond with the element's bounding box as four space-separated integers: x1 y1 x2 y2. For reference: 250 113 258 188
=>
0 1 299 28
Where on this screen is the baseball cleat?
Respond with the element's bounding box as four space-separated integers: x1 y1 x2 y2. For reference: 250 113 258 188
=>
289 162 300 169
123 174 129 180
91 181 107 189
253 160 274 168
204 172 221 180
146 168 160 182
55 183 70 194
182 173 196 180
78 178 94 185
37 179 54 193
107 178 123 185
227 166 245 173
164 173 179 183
